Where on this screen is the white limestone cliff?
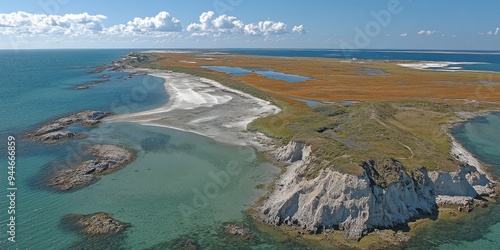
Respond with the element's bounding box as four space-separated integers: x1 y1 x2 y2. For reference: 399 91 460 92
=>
261 141 495 240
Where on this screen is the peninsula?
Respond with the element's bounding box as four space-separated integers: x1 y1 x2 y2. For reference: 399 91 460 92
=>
112 51 500 248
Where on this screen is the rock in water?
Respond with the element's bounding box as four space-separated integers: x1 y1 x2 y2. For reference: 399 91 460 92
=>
26 110 111 144
223 223 252 238
49 144 136 191
63 212 130 235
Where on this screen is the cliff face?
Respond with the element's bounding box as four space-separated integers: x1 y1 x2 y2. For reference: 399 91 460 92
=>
261 141 495 240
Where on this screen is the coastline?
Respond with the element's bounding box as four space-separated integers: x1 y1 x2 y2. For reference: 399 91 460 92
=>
448 110 500 178
105 69 281 150
106 52 499 248
9 49 499 248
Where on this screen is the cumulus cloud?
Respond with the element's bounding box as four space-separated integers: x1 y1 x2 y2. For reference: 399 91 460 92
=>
244 21 287 36
188 11 289 36
292 24 306 34
187 11 243 36
417 30 436 36
400 33 407 37
0 11 183 37
0 11 106 36
106 11 182 36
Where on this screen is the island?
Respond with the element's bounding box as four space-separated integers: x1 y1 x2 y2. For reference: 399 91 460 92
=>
49 144 137 191
26 110 110 144
63 212 131 236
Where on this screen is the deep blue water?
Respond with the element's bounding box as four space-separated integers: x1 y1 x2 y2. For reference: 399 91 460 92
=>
215 49 500 72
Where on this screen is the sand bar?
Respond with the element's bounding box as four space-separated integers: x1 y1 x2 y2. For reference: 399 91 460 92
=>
106 70 281 149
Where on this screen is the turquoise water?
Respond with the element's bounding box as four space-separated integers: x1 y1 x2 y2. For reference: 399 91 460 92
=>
405 113 500 249
201 65 313 82
0 50 280 249
451 113 500 176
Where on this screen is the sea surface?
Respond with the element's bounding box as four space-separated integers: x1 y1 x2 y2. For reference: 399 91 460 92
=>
0 49 499 249
220 49 500 72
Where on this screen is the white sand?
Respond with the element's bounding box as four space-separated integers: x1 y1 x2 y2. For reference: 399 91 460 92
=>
397 61 485 71
106 70 281 149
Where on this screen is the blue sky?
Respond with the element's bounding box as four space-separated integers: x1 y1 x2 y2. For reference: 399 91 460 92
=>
1 0 499 49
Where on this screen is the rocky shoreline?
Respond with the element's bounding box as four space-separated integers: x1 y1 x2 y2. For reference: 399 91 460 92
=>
49 144 136 191
258 135 497 241
74 79 110 90
26 110 110 144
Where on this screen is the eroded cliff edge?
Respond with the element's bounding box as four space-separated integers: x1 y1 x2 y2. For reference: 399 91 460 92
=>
261 141 496 240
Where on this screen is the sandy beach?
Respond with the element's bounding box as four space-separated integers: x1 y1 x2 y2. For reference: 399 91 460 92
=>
106 69 281 149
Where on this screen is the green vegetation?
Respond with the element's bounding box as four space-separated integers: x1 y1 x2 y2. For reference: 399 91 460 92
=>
250 99 497 176
127 53 499 177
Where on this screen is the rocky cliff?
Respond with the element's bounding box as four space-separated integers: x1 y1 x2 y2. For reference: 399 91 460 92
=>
261 141 495 240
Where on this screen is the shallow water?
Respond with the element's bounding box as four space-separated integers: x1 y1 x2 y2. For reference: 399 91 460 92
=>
404 112 500 249
0 50 280 249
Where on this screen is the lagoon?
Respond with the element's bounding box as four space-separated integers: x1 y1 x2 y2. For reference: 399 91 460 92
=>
201 65 314 82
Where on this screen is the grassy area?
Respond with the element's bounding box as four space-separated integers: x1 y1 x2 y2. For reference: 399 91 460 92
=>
125 52 500 177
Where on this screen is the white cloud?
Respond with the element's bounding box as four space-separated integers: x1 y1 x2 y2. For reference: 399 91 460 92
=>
292 24 306 34
400 33 408 37
0 11 183 38
417 30 436 36
187 11 244 36
244 21 287 36
482 27 500 36
106 11 182 36
188 11 289 37
0 11 106 36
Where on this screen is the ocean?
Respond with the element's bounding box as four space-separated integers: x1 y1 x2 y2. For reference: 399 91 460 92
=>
0 49 499 249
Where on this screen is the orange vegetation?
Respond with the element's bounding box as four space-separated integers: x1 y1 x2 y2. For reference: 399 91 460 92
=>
152 53 500 104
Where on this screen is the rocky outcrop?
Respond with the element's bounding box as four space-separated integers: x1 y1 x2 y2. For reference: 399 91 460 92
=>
261 141 495 240
26 110 110 144
74 79 110 90
64 212 130 235
428 165 495 197
49 145 136 191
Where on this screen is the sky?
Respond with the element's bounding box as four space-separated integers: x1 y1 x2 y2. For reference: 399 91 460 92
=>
0 0 499 50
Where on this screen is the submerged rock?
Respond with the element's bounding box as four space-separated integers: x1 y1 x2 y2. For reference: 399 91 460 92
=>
140 135 171 152
49 144 136 191
26 110 110 144
223 223 252 238
73 79 110 90
144 236 200 250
